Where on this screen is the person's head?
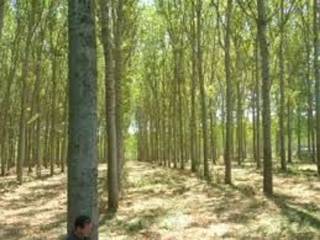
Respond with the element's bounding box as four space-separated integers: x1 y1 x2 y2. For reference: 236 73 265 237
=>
74 215 93 237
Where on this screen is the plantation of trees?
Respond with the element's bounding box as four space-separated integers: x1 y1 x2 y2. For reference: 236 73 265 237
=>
0 0 320 239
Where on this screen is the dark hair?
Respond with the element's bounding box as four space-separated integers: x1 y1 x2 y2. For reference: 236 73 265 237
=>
74 215 91 229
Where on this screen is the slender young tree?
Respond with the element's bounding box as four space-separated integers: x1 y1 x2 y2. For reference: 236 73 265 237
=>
314 0 320 175
224 0 233 184
196 0 209 180
257 0 273 196
99 0 119 211
34 19 46 178
279 0 286 171
190 0 197 172
114 0 124 192
0 0 5 176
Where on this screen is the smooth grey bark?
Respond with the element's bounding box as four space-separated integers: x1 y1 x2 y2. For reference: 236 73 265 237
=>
257 0 273 196
67 1 98 239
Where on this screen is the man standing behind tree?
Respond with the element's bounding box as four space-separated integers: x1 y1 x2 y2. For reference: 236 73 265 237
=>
67 0 98 238
66 215 93 240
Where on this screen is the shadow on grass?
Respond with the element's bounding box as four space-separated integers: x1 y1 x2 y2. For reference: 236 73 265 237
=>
99 209 117 225
101 207 169 236
2 188 64 210
271 193 320 230
36 172 62 181
0 179 19 194
39 218 65 232
196 182 265 225
0 224 25 240
274 164 318 178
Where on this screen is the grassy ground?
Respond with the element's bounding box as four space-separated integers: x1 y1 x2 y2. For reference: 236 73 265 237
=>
0 160 319 240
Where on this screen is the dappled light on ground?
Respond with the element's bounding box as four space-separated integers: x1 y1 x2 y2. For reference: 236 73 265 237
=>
0 161 319 239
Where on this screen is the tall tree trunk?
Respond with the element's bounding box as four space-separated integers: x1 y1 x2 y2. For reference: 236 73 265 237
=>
255 34 261 169
34 29 44 178
224 0 233 184
99 0 119 211
257 0 273 196
314 0 320 175
114 0 124 193
190 0 197 172
67 1 98 239
279 0 287 171
196 0 209 180
178 50 185 170
209 34 217 165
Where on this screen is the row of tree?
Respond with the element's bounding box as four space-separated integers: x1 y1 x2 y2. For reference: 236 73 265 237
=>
0 1 138 237
1 0 320 238
0 0 68 182
136 0 320 196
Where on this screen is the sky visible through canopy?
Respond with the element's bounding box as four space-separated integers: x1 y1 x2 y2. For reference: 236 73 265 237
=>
140 0 154 6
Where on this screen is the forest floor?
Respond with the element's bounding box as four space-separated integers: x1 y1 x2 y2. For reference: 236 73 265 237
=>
0 160 320 240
